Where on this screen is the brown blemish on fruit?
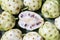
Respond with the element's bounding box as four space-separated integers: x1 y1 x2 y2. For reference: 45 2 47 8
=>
9 4 11 6
13 0 15 2
2 17 4 20
33 5 35 7
7 19 10 21
3 14 6 16
10 34 12 36
16 7 19 10
10 24 12 27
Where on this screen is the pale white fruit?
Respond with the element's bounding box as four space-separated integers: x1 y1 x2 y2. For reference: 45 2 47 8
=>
18 11 44 30
23 32 43 40
55 16 60 30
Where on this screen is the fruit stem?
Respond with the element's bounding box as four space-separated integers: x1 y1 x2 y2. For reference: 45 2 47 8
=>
21 7 29 11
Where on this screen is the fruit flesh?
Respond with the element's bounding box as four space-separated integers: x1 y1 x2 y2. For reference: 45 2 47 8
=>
18 11 44 30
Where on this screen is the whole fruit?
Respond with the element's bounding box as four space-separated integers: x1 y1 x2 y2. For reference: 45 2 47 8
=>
1 0 23 14
0 11 15 31
39 21 59 40
1 29 22 40
24 0 42 11
23 32 43 40
42 0 59 18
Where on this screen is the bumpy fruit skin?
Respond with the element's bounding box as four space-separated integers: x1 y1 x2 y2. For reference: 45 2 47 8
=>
1 0 23 14
55 16 60 30
23 32 43 40
39 21 59 40
0 11 15 31
24 0 42 11
18 11 44 30
41 0 59 18
1 29 22 40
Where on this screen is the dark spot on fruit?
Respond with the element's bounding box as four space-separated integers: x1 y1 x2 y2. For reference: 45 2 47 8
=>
50 3 52 5
49 30 51 32
33 5 35 7
10 10 12 13
24 24 27 27
2 17 4 20
0 24 1 25
50 34 52 37
9 4 11 6
33 37 34 39
17 31 20 33
54 11 56 13
7 19 10 21
3 14 6 16
33 0 35 2
0 16 1 18
31 14 34 17
44 34 46 36
21 14 23 18
10 34 12 36
54 36 57 38
8 0 9 1
36 22 41 25
37 1 39 3
16 7 19 10
16 1 18 3
13 0 15 2
12 21 15 23
32 24 35 26
28 13 30 16
10 24 12 27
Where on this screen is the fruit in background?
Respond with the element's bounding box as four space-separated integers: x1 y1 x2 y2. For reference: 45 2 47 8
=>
41 0 59 18
18 11 44 30
55 16 60 30
24 0 42 11
39 21 59 40
1 0 23 14
23 32 43 40
1 29 22 40
0 0 2 5
0 11 15 31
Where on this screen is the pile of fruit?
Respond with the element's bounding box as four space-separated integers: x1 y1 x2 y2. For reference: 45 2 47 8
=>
0 0 60 40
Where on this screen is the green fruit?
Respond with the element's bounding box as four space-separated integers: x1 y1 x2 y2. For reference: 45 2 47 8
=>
1 29 22 40
1 0 23 14
42 0 59 18
23 32 43 40
39 21 59 40
0 0 2 5
0 11 15 31
24 0 42 11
